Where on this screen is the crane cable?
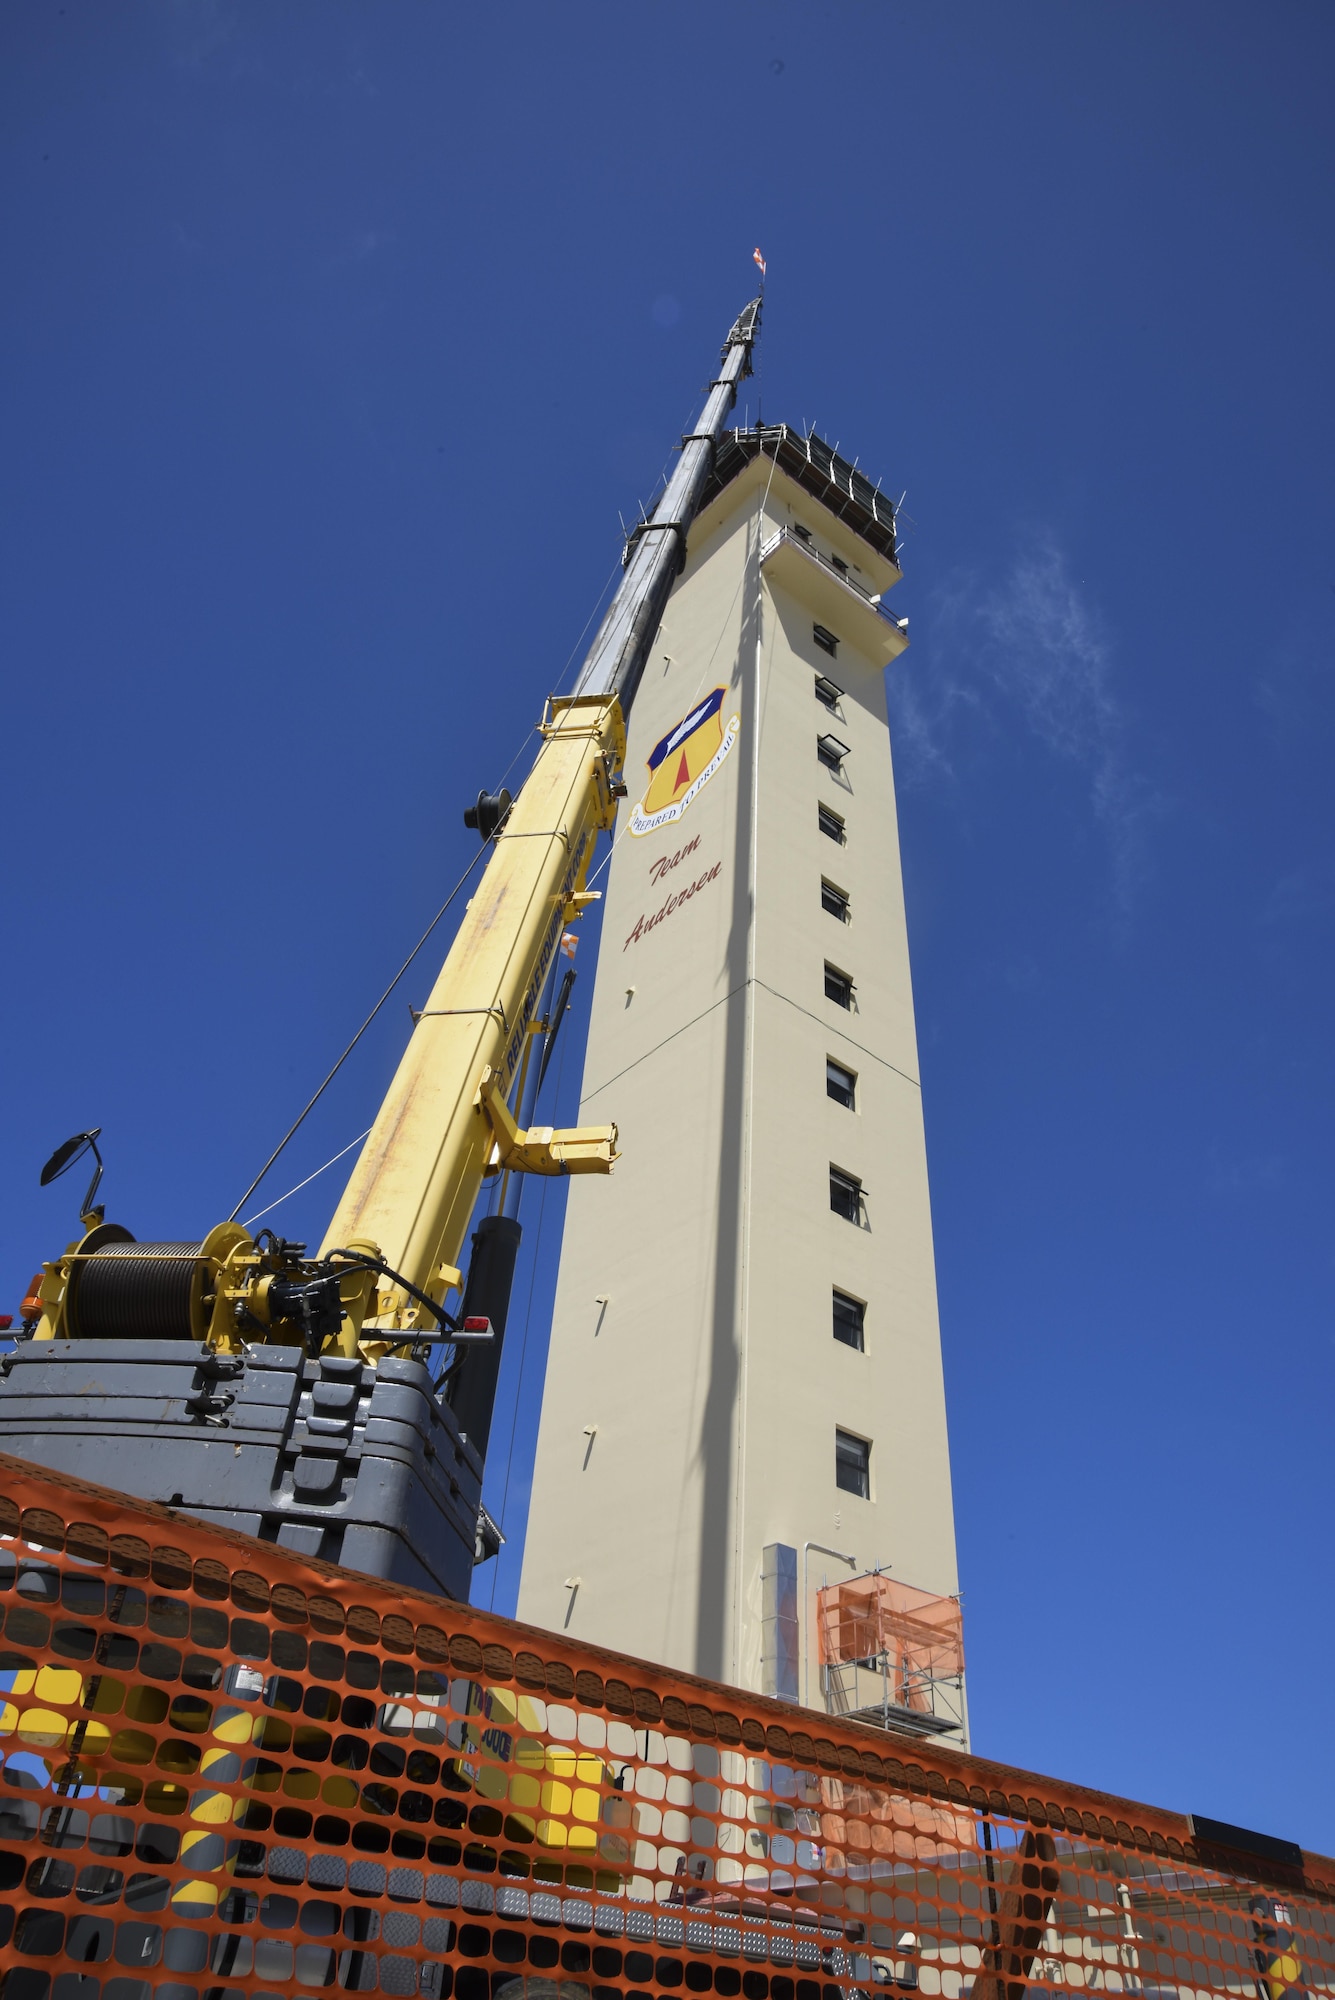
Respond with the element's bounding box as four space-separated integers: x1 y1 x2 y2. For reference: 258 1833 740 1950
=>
225 560 630 1228
242 1127 373 1228
226 842 492 1223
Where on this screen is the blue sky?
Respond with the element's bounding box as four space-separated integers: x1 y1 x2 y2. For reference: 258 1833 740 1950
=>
3 3 1332 1851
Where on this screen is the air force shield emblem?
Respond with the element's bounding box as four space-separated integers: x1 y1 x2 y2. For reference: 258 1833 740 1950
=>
628 685 741 837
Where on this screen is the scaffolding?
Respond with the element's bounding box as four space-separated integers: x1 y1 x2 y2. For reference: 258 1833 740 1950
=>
817 1568 966 1738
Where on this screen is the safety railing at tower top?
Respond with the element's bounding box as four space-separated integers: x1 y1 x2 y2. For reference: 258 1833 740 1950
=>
817 1574 966 1743
758 529 911 632
0 1450 1331 2000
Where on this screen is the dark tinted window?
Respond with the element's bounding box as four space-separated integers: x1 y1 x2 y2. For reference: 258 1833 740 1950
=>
833 1292 865 1351
824 964 853 1010
835 1430 870 1498
826 1060 856 1110
821 881 849 922
818 804 845 843
829 1167 862 1222
813 623 839 657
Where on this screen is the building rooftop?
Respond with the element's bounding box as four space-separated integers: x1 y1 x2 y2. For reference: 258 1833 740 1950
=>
702 423 900 565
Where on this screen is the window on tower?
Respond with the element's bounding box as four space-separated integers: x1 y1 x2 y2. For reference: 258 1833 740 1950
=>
826 1059 856 1110
817 732 850 772
814 672 843 711
813 623 840 658
821 879 850 923
793 523 813 544
835 1429 871 1498
818 803 846 844
829 1165 863 1223
832 1291 865 1351
824 963 854 1009
829 554 849 576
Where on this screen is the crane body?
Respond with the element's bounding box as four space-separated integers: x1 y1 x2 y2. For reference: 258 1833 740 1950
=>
0 299 761 1601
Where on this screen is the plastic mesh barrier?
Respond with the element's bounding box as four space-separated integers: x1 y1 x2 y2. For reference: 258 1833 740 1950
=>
0 1453 1331 2000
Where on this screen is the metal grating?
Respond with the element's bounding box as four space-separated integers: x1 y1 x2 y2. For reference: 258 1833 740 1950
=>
701 427 899 565
0 1452 1331 2000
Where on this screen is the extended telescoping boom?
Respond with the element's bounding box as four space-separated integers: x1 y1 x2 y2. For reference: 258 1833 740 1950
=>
4 298 762 1600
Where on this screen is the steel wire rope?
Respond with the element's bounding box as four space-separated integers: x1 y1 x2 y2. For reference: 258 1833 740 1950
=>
488 553 624 805
227 842 498 1223
226 552 633 1229
242 1127 374 1228
554 554 624 701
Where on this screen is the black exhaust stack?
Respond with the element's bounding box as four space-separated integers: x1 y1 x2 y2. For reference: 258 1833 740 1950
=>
446 1213 522 1459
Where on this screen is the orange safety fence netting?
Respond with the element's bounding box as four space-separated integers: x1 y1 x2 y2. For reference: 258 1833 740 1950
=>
0 1452 1331 2000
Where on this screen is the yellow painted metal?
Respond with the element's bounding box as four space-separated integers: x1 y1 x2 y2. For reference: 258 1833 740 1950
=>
33 1220 253 1348
318 693 625 1335
474 1064 618 1177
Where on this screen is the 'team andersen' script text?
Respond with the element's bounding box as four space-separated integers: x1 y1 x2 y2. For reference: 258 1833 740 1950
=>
624 834 722 949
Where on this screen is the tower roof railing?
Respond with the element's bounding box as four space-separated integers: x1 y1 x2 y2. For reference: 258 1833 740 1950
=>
702 423 900 565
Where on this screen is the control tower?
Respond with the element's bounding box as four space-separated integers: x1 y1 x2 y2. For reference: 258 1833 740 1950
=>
518 427 964 1741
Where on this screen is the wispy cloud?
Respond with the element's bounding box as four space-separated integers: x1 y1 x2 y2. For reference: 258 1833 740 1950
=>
890 535 1160 911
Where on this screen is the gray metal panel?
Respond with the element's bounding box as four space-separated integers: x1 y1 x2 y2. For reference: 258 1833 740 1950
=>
572 298 760 716
0 1339 482 1600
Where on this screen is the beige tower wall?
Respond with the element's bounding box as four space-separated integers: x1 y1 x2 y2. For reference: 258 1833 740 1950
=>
517 451 962 1728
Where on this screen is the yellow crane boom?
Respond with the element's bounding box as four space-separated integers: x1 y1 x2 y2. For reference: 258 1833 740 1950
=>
318 692 625 1342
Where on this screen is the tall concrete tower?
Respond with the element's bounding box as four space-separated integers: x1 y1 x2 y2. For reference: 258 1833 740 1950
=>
518 427 963 1740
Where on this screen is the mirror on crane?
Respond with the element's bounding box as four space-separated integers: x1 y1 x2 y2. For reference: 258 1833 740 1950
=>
40 1127 105 1227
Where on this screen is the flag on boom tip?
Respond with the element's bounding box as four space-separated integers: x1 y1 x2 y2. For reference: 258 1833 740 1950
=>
753 247 767 280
